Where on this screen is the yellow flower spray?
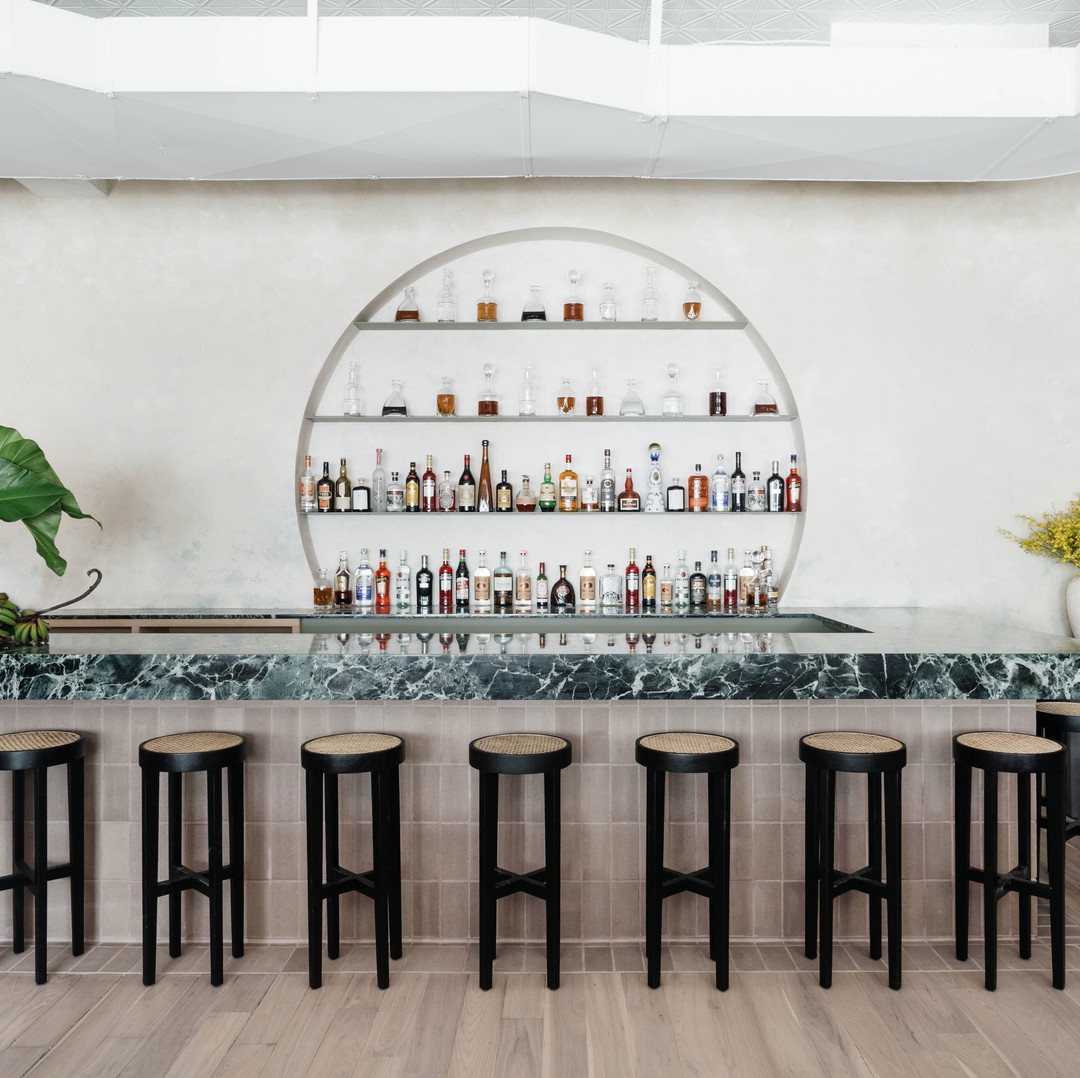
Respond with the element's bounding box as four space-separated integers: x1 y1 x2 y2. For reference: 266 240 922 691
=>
1002 497 1080 569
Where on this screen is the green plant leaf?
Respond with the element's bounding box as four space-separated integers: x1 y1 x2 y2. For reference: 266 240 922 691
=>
0 426 99 527
0 458 68 523
20 505 66 576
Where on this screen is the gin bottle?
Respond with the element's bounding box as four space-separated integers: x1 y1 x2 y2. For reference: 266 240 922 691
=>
600 564 622 612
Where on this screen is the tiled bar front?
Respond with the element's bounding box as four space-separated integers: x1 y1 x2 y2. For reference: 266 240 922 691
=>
0 697 1037 948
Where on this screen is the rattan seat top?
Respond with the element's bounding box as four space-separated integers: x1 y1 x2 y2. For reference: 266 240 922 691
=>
304 732 402 756
639 732 736 755
0 730 81 753
956 731 1061 755
803 731 903 755
1036 701 1080 717
471 733 568 757
141 731 244 755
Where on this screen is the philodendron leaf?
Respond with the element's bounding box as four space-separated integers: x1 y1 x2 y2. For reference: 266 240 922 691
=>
0 426 99 527
0 458 68 523
20 505 66 576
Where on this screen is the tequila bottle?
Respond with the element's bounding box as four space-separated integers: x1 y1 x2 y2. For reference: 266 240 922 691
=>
645 443 664 513
581 475 599 513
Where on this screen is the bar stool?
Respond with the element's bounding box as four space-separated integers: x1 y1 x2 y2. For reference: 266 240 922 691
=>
953 730 1066 991
635 731 739 991
302 732 405 991
1034 702 1080 868
140 731 246 987
0 731 85 984
469 733 572 991
800 731 905 990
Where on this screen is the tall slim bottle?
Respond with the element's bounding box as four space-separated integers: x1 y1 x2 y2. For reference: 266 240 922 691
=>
599 449 616 512
438 548 453 613
785 454 803 512
394 551 412 611
579 550 597 612
514 551 532 613
355 548 374 611
673 550 690 611
374 549 391 614
317 461 334 513
625 548 641 611
299 454 315 513
730 451 746 513
458 454 476 512
404 462 420 512
455 549 470 613
722 547 739 612
766 459 784 513
416 554 433 612
334 550 352 609
711 454 730 512
334 458 352 512
478 440 494 512
706 550 722 612
493 551 513 613
371 449 387 513
535 562 550 612
473 550 492 612
559 454 579 512
642 554 657 612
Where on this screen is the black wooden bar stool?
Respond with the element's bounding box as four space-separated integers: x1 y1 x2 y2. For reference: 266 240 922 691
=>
301 732 405 991
469 733 572 991
635 731 739 991
953 730 1066 990
139 731 246 987
800 731 905 990
0 731 85 984
1034 702 1080 870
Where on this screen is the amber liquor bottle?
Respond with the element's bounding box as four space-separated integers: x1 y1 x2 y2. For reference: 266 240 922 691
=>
421 454 437 512
316 461 334 513
334 550 352 608
617 468 641 512
374 549 391 614
496 469 513 512
477 440 494 512
642 554 657 612
404 462 420 512
551 565 576 613
559 455 579 512
785 455 803 512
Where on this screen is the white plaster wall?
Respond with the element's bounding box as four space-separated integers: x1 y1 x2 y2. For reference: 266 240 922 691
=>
2 176 1078 633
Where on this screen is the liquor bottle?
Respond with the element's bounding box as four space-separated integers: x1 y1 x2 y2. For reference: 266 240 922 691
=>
458 454 476 511
662 363 684 417
455 549 470 613
563 269 584 321
674 550 690 611
640 265 659 322
473 550 492 612
551 565 576 613
765 550 780 612
665 476 685 512
394 551 412 611
785 454 803 512
620 378 645 416
438 470 456 512
334 550 352 609
343 360 362 416
493 552 513 613
355 548 373 610
405 462 420 512
299 455 315 513
747 471 766 512
317 461 334 513
395 286 419 322
645 442 664 512
382 379 409 416
709 365 727 417
753 379 779 416
711 454 730 513
386 471 405 512
478 440 494 512
626 632 640 652
539 462 556 512
642 554 657 612
334 458 352 512
438 548 453 613
477 269 497 322
579 550 597 612
313 568 332 609
416 554 433 612
600 563 622 612
514 551 532 612
750 556 768 615
722 547 739 612
478 364 499 416
586 367 604 415
535 561 550 612
683 281 702 321
766 460 784 513
643 632 656 653
599 450 616 512
375 550 391 614
706 550 722 612
352 477 372 512
437 376 456 417
659 563 674 612
617 468 641 511
581 475 599 513
372 448 387 512
516 475 538 512
496 469 513 512
599 283 617 322
519 362 537 416
688 465 709 512
730 451 747 512
738 549 755 611
437 269 455 323
521 285 546 322
557 377 576 415
558 455 579 512
625 548 641 611
421 455 437 512
689 561 707 611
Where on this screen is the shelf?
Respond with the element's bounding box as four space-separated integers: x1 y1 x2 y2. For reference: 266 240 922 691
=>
300 510 801 520
308 414 798 424
352 320 748 332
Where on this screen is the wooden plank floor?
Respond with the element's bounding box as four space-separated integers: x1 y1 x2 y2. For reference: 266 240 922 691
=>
2 944 1080 1076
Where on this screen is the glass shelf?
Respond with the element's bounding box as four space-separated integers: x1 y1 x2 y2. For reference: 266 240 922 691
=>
308 413 797 424
352 320 748 332
300 511 800 520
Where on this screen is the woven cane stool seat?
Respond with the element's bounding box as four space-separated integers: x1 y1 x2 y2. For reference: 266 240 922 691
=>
639 732 736 754
1036 701 1080 717
957 731 1060 754
0 731 79 753
0 730 84 771
470 733 572 775
636 731 739 775
142 731 244 755
304 733 401 755
804 732 902 754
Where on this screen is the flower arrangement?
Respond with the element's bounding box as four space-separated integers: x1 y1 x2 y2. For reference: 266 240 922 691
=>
1002 497 1080 569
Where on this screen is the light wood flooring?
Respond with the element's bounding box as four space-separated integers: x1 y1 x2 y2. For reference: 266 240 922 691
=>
3 939 1080 1076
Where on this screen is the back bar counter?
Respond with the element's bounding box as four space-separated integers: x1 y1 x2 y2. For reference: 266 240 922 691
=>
1 607 1078 953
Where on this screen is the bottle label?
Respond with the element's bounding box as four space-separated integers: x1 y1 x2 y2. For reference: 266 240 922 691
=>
356 580 373 603
626 571 640 592
535 579 549 602
619 496 640 511
459 485 475 508
423 478 436 499
516 578 532 601
660 581 674 605
494 578 512 599
318 489 332 511
497 489 512 510
375 578 390 599
560 478 578 501
475 577 490 600
643 575 656 601
580 578 596 600
691 579 707 604
456 578 469 600
352 489 370 512
601 579 621 606
300 478 315 500
747 488 766 512
600 479 615 509
731 477 746 495
439 486 456 510
387 489 404 510
335 494 352 512
667 489 685 511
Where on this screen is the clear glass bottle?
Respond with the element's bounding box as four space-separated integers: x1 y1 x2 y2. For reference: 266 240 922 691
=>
674 550 691 611
659 563 674 612
355 549 374 611
683 281 702 321
477 269 498 322
514 551 532 612
709 364 727 417
473 549 491 612
662 363 684 417
706 550 722 612
738 549 755 611
619 378 645 417
313 568 332 610
521 285 546 322
493 551 513 613
394 550 412 611
437 376 456 417
722 547 739 612
372 448 387 512
518 362 537 416
515 475 537 512
557 377 576 415
395 286 419 323
753 379 779 416
599 449 616 512
538 462 556 512
386 471 405 512
438 470 456 512
343 361 362 416
641 265 659 321
747 471 766 512
299 454 315 513
710 453 730 513
478 363 499 416
382 380 408 416
437 269 455 323
581 475 599 512
579 549 597 611
599 282 617 321
563 269 584 322
586 367 604 416
600 563 621 611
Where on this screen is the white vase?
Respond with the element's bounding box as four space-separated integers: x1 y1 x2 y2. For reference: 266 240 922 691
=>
1067 576 1080 637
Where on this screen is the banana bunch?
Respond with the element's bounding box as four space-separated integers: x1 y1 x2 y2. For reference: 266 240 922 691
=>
0 594 49 648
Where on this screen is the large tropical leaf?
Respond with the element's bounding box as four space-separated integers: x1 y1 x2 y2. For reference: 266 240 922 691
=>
20 505 66 576
0 458 68 523
0 426 99 525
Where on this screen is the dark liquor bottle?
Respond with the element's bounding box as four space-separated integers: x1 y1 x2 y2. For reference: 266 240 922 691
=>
785 454 803 512
730 451 746 513
438 548 453 613
374 549 391 614
617 468 641 512
521 285 547 322
477 439 494 512
495 469 513 512
405 461 420 512
766 460 784 513
551 565 576 613
335 461 353 512
317 461 334 513
455 549 470 612
665 476 685 512
458 454 476 512
642 554 657 612
535 561 550 612
416 554 433 612
334 550 352 608
689 561 707 611
351 477 371 512
421 454 437 512
625 548 640 611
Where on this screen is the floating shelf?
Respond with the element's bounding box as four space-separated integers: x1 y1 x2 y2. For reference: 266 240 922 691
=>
308 414 798 424
352 320 748 332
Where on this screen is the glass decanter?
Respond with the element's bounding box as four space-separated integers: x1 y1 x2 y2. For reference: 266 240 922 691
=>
521 284 546 322
395 285 419 323
436 375 456 416
381 379 408 416
477 269 498 322
342 360 362 416
437 269 455 323
478 363 499 416
709 364 727 416
683 281 702 321
586 366 604 416
753 378 779 416
661 363 684 417
557 377 575 415
640 265 659 322
515 475 538 512
563 269 584 322
619 378 645 417
519 361 537 416
599 282 617 322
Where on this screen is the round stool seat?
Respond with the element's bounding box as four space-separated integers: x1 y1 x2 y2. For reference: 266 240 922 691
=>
954 731 1063 773
0 730 84 771
302 733 405 774
139 731 246 773
470 733 572 774
1036 701 1080 717
800 731 906 773
636 732 739 773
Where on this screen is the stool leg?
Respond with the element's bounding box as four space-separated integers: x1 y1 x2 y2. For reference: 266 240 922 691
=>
478 772 499 991
1047 762 1067 990
884 769 903 991
543 767 561 991
305 767 324 990
982 768 999 992
227 760 245 959
68 757 84 957
32 764 48 985
12 769 25 955
867 771 883 962
644 767 666 989
954 761 971 962
1035 714 1046 884
167 772 182 959
207 767 225 987
708 770 730 991
141 768 159 987
804 763 818 960
818 768 835 990
371 769 390 991
1017 772 1032 961
386 764 403 961
325 775 341 961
